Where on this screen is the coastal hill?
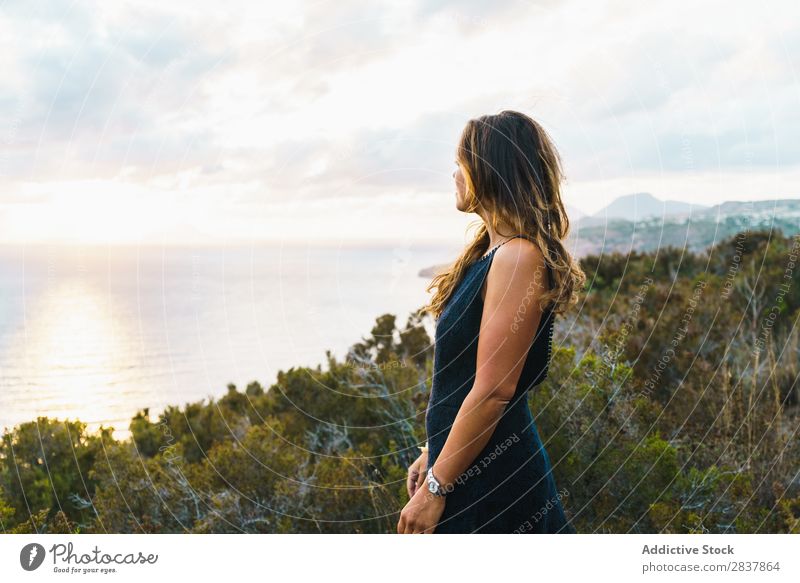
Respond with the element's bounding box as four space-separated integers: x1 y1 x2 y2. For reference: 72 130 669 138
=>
579 191 707 226
567 195 800 258
2 230 797 534
420 195 800 277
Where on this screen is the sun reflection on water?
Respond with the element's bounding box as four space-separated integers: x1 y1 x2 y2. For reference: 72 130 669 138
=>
2 278 151 439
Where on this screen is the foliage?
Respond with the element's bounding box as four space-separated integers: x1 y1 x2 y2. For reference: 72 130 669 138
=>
1 232 798 533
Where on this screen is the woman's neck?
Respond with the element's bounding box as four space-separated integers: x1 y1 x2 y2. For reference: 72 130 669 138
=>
482 218 522 249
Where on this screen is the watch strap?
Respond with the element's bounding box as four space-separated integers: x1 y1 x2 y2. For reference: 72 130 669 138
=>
426 467 448 497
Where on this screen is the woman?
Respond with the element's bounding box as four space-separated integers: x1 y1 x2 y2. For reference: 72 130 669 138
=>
397 110 585 534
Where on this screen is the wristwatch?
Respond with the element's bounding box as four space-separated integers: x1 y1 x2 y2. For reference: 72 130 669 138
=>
426 467 448 497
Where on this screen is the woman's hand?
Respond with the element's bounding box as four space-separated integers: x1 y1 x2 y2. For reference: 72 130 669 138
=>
406 450 428 498
397 486 446 534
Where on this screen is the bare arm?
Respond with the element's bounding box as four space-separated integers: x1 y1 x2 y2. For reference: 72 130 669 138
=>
430 239 549 490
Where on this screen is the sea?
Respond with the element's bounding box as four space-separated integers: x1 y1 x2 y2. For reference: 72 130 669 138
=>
0 242 460 439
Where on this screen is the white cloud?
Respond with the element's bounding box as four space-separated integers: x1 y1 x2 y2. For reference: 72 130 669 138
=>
1 0 798 244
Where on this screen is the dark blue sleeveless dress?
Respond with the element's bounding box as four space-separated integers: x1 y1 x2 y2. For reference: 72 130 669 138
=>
426 235 575 534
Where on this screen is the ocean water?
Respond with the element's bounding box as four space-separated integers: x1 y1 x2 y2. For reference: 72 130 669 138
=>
0 242 459 438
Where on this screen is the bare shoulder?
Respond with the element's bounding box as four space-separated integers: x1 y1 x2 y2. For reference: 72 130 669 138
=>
490 237 547 278
481 238 549 301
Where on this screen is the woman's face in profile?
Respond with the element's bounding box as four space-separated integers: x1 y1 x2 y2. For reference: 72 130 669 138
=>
453 161 468 212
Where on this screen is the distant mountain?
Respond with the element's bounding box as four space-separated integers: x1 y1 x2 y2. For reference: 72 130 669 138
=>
697 198 800 220
565 203 586 220
579 192 708 226
419 193 800 278
419 196 800 277
566 197 800 259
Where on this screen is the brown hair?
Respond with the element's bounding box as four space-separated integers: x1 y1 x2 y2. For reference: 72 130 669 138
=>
423 110 585 319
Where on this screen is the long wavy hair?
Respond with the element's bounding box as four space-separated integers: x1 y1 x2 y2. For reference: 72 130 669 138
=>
423 110 586 319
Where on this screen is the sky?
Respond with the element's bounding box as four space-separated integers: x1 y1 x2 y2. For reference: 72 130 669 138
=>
1 0 799 245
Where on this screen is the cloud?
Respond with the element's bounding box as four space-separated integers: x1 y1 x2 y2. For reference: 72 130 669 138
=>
1 0 798 243
0 0 226 180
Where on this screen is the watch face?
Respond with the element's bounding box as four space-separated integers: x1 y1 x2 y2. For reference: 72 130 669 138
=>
428 481 437 493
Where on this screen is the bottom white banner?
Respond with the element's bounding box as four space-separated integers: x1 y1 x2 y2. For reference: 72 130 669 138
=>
1 534 797 582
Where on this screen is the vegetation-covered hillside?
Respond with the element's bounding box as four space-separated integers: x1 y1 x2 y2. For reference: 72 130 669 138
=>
1 229 798 533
